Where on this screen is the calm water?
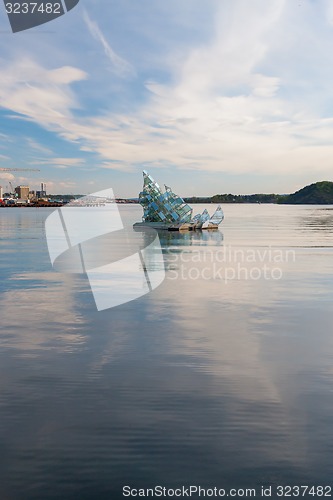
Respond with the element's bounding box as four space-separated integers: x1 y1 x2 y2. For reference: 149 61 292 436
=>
0 204 333 499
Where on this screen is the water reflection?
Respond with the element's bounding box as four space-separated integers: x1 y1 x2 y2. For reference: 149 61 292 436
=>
0 272 91 356
159 229 224 248
299 207 333 232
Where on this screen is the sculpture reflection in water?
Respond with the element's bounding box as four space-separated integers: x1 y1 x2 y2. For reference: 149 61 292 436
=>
135 222 224 272
145 227 225 273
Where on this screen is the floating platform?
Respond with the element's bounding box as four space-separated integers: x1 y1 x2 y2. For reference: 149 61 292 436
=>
133 222 188 231
133 222 218 231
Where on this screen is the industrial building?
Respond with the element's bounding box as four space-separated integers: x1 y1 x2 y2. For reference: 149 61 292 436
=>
15 186 30 200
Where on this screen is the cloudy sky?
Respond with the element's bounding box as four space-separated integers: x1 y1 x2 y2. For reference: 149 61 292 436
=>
0 0 333 197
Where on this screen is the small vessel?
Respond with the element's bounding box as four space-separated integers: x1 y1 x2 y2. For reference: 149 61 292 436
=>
134 171 224 231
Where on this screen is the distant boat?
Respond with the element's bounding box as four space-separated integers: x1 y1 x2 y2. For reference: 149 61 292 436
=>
134 171 224 231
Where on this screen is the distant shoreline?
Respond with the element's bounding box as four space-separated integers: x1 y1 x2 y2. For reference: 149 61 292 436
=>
185 181 333 205
0 199 138 208
0 201 333 209
2 181 332 206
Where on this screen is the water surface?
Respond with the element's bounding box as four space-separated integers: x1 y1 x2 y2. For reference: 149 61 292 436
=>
0 204 332 499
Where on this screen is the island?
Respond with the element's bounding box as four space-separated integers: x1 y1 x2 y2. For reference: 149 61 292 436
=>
184 181 333 205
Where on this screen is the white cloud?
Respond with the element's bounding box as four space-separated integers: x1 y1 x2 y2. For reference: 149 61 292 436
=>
0 59 87 128
0 133 11 141
251 74 281 98
33 179 76 191
0 172 15 182
26 138 53 155
34 157 85 168
83 10 135 78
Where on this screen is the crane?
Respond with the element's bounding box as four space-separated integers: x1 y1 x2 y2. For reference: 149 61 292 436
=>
0 168 40 172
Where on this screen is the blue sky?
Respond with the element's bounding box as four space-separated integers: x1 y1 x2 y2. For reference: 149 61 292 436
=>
1 0 333 197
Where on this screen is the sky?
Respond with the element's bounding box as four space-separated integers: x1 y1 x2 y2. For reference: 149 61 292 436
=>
0 0 333 197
